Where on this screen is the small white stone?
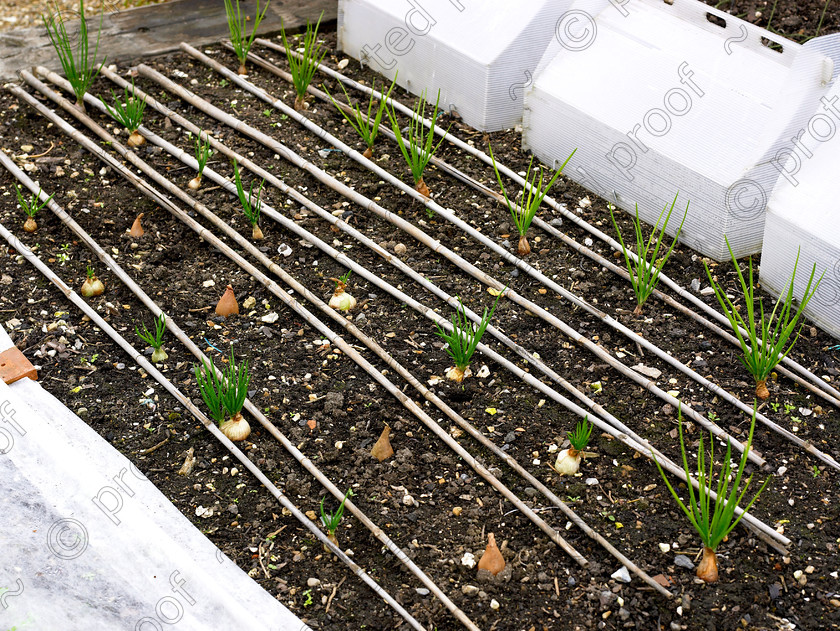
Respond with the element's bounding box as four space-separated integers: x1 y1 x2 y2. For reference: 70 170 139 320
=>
659 543 671 554
307 577 321 588
461 552 476 568
337 59 350 70
261 312 279 323
793 570 803 580
490 599 500 610
202 279 215 288
777 466 788 476
611 566 631 583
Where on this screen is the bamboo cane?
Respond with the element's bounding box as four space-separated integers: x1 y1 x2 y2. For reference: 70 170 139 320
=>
139 55 768 469
0 209 423 631
31 67 594 572
181 47 840 472
10 76 480 631
96 66 790 559
234 44 840 411
257 37 840 406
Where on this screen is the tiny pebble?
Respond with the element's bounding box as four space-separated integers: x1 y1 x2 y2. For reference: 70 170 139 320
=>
659 543 671 554
461 552 476 568
415 587 430 596
691 278 701 292
490 599 500 610
793 570 803 580
585 478 599 486
584 237 593 247
805 565 815 574
611 566 631 583
307 578 320 588
674 554 695 570
462 584 479 596
394 243 407 255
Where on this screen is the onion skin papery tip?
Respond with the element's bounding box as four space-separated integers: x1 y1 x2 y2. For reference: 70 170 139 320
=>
696 547 719 583
553 448 581 476
517 235 531 256
756 379 770 400
294 95 307 111
23 217 37 233
633 304 643 317
188 176 202 191
477 533 505 576
129 213 144 238
215 285 239 317
127 131 145 148
220 415 251 442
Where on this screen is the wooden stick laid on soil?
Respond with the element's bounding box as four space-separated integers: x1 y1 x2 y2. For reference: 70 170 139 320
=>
258 37 840 406
31 68 593 575
188 48 840 473
236 44 840 411
95 67 790 553
142 54 767 471
9 76 470 631
0 208 424 631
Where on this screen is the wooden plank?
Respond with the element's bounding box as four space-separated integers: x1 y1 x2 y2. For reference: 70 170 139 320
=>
0 0 336 80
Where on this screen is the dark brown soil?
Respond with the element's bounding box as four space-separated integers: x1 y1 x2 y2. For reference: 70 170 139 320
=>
1 3 840 631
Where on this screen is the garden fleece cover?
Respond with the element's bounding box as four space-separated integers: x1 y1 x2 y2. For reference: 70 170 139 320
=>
0 341 308 631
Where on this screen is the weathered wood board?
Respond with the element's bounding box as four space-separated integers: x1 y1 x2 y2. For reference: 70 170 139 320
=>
0 0 336 80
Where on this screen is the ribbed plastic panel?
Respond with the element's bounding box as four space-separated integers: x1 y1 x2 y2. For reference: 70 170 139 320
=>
523 0 835 261
760 78 840 340
337 0 570 132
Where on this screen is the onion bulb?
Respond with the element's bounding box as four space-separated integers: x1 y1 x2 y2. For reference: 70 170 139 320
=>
23 216 37 233
129 213 144 238
238 64 247 76
81 275 105 297
328 278 356 312
363 146 373 159
188 175 202 190
215 285 239 317
517 234 531 256
370 425 394 462
696 547 719 583
415 178 430 197
756 379 769 400
151 347 168 363
252 224 264 240
445 365 472 383
553 447 582 476
127 131 145 148
220 413 251 442
477 533 505 576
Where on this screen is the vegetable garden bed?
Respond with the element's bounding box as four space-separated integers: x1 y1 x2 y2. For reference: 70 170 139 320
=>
2 7 840 631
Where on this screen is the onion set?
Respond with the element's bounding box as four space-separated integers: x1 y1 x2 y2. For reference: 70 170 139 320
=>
80 265 104 297
610 194 687 316
194 349 252 442
135 313 168 363
100 78 147 147
704 238 821 400
387 89 449 198
280 11 326 110
15 184 53 233
434 292 501 383
325 75 396 160
223 0 269 75
233 159 265 240
320 487 354 550
553 418 593 476
490 143 570 256
328 270 356 312
188 132 212 190
652 406 770 583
